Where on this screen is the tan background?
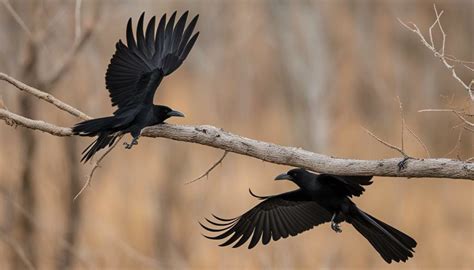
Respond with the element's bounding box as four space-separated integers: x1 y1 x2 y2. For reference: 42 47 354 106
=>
0 0 473 269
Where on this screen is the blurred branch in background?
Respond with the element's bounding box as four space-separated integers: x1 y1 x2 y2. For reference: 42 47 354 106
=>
398 4 474 100
1 0 98 269
0 74 472 180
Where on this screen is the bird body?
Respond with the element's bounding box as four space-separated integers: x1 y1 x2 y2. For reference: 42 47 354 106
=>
202 168 417 263
72 11 199 162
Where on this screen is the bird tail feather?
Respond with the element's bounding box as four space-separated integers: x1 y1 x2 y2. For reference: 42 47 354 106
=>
72 116 122 162
80 132 119 163
350 208 417 263
72 116 119 137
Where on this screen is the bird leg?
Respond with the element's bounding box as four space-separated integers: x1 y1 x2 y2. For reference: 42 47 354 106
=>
123 136 140 149
330 213 342 233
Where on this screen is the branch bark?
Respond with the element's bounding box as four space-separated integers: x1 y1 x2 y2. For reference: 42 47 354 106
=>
1 70 473 180
1 107 473 180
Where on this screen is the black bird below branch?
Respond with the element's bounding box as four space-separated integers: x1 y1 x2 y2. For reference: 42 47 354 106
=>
201 168 417 263
72 11 199 162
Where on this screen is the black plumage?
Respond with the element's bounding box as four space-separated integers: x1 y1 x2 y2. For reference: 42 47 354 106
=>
201 168 417 263
72 11 199 162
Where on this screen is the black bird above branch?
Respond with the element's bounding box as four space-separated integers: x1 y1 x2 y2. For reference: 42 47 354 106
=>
201 168 417 263
72 11 199 162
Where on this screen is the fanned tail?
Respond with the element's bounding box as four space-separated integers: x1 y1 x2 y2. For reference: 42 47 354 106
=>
72 116 122 162
80 132 119 163
350 208 417 263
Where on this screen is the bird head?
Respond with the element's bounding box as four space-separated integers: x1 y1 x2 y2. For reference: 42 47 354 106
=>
274 168 311 184
154 105 185 122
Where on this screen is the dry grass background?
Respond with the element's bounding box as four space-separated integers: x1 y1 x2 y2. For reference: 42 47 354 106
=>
0 0 473 269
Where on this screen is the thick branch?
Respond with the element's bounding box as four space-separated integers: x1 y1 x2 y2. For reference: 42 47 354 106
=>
143 125 473 180
1 108 472 180
0 109 72 136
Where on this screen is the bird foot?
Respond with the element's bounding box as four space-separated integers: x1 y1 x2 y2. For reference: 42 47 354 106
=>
397 156 412 171
123 139 138 149
331 221 342 233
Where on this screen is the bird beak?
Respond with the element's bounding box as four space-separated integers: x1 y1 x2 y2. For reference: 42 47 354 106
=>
275 173 292 181
167 110 185 117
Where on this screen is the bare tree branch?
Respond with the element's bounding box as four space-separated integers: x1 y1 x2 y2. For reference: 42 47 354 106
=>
74 0 82 41
1 107 472 179
1 0 34 40
0 72 90 120
398 4 474 100
73 135 123 201
0 108 72 136
405 125 431 158
186 151 228 184
0 73 474 180
0 230 35 270
445 127 464 158
362 127 408 157
1 73 473 179
42 28 93 87
397 96 405 152
419 109 474 127
41 1 95 88
396 96 431 158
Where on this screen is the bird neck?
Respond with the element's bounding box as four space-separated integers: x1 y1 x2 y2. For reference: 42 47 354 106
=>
292 178 317 192
152 105 170 123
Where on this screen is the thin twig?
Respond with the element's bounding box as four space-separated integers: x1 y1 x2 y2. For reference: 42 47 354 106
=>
396 96 405 152
398 4 474 100
405 125 431 158
445 54 474 71
186 151 228 185
1 0 34 40
464 126 474 133
362 127 407 157
42 28 93 87
0 96 5 109
428 8 444 51
73 135 124 201
74 0 82 41
0 231 35 270
445 128 464 157
396 96 431 158
2 193 93 268
432 5 445 56
419 109 474 127
42 1 94 88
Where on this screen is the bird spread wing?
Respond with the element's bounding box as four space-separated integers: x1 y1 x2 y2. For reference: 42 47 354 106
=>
318 174 373 197
200 189 332 249
105 11 199 113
